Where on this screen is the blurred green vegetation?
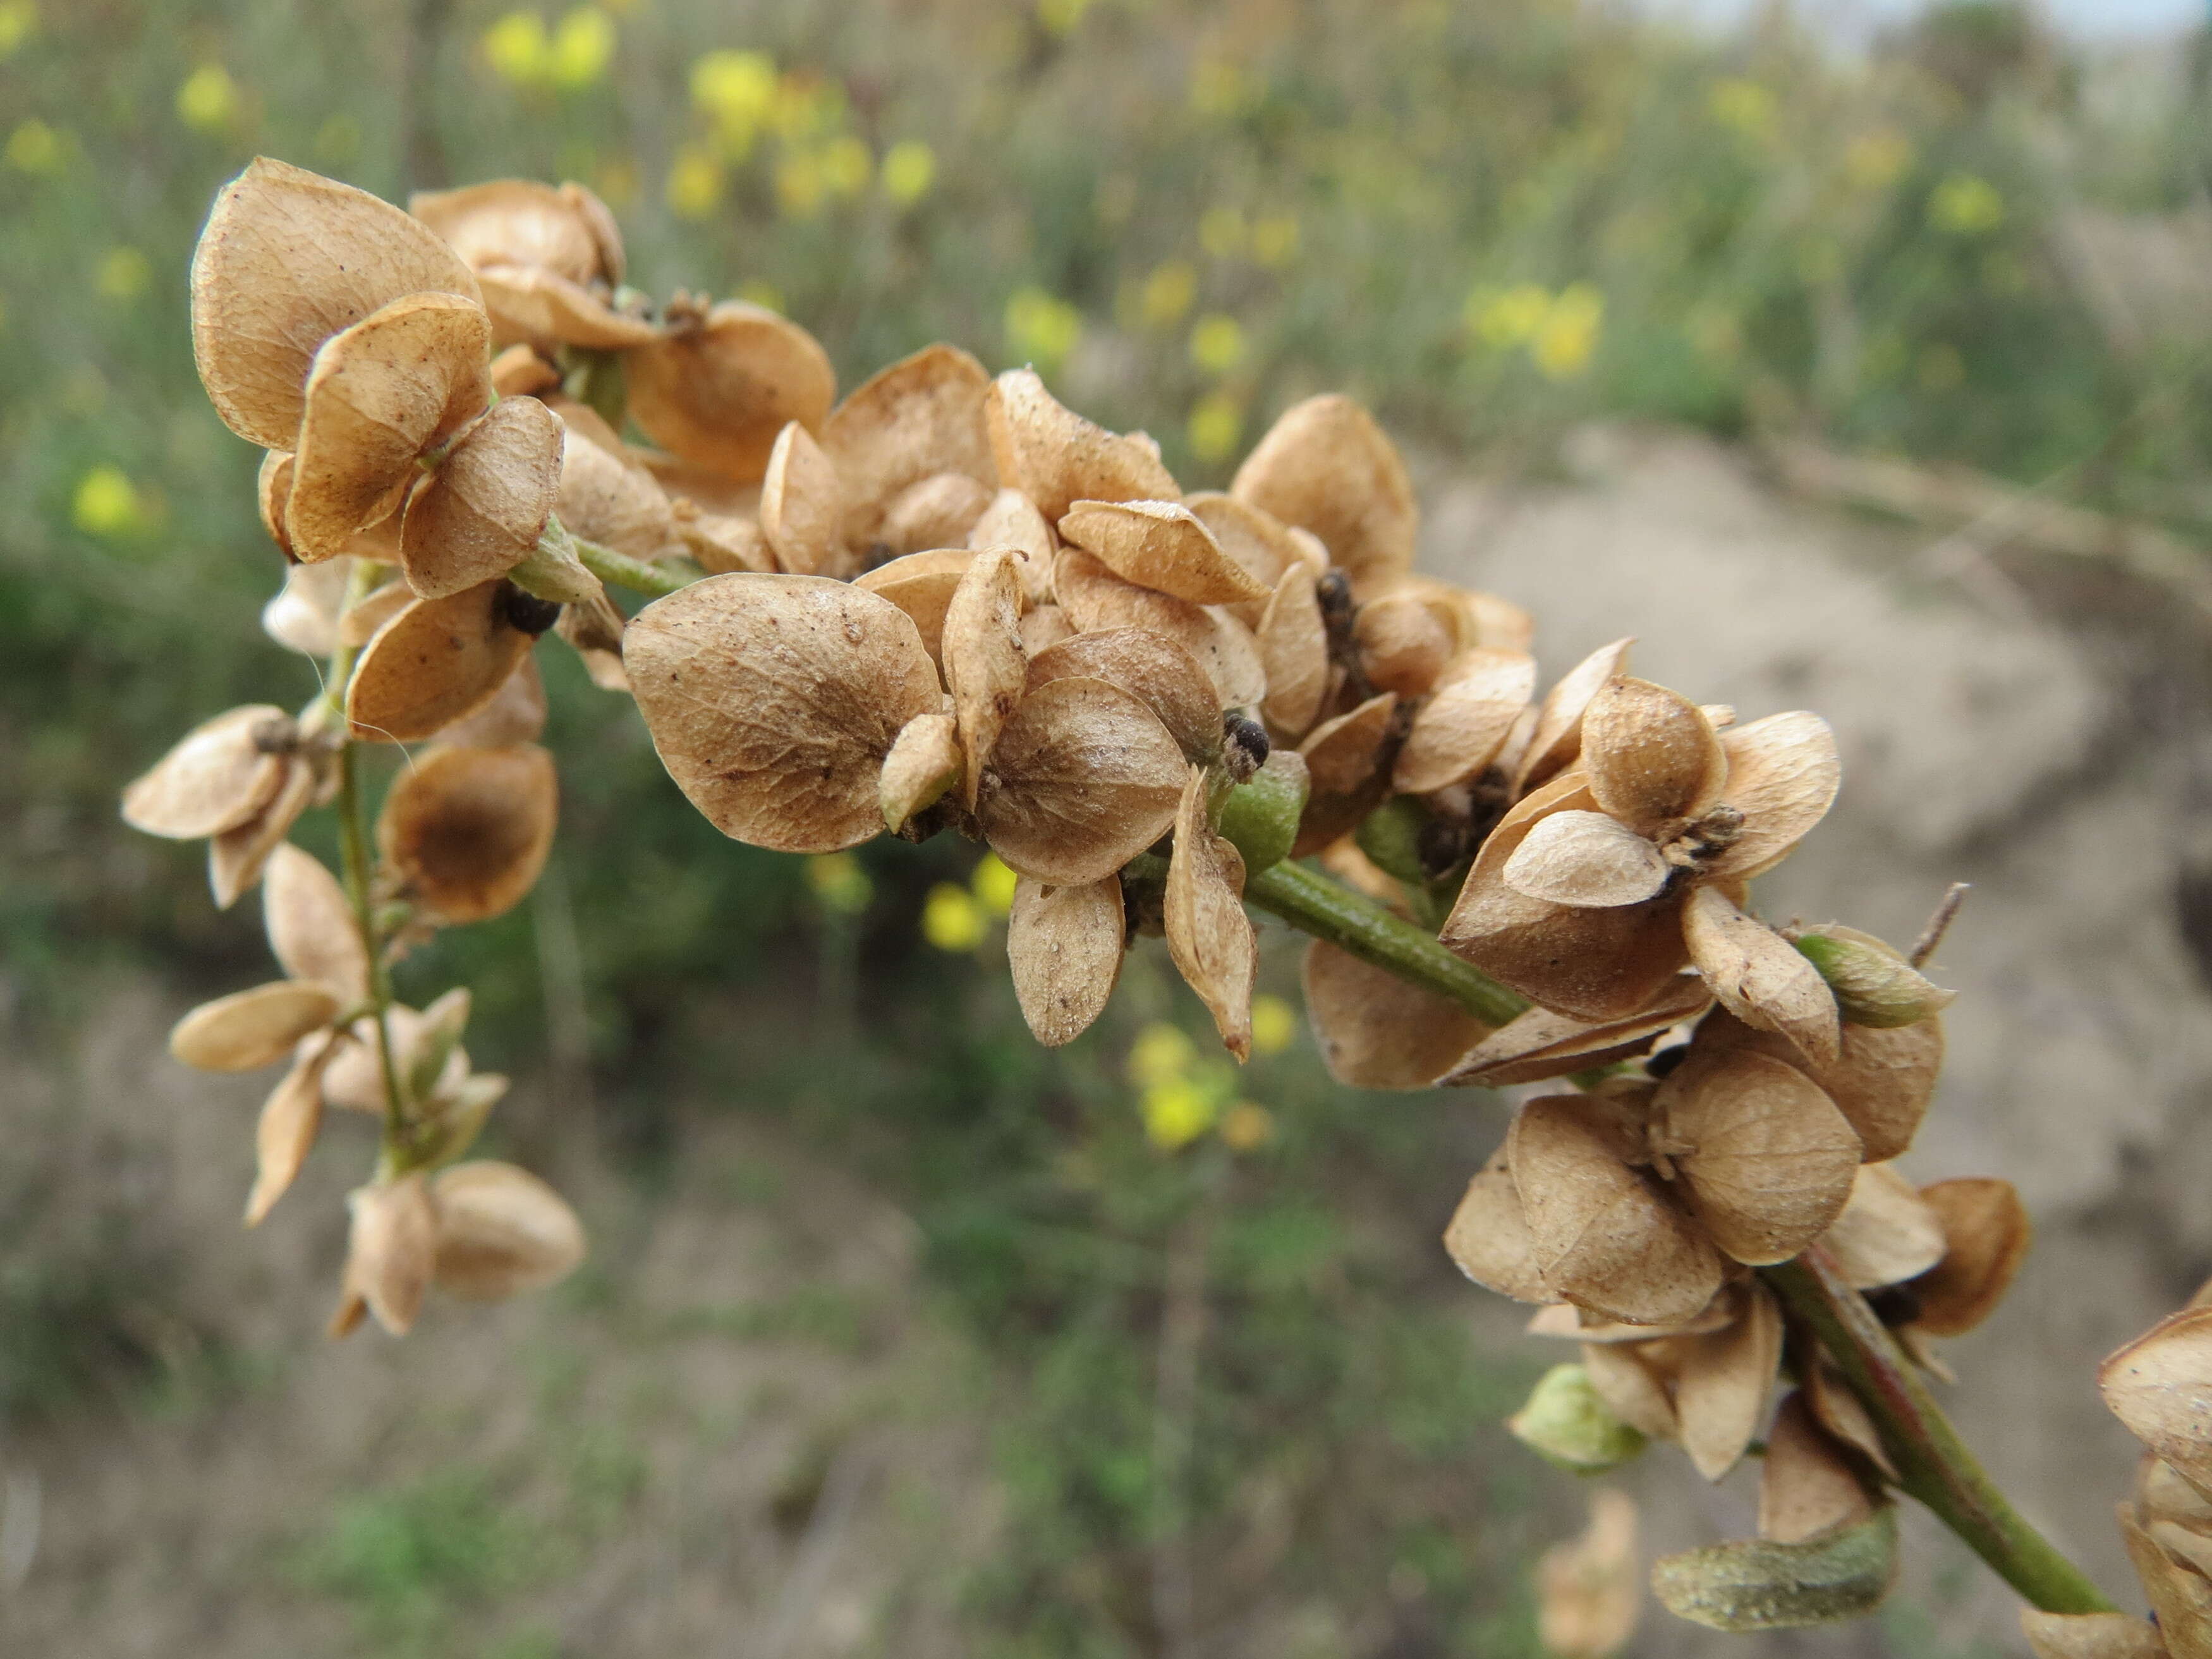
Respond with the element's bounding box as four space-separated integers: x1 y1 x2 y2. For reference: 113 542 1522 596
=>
3 0 2207 1650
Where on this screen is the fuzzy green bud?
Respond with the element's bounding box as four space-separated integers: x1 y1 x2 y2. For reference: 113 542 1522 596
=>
1507 1363 1647 1474
1354 795 1430 887
1217 748 1309 875
1650 1507 1899 1631
1791 925 1956 1028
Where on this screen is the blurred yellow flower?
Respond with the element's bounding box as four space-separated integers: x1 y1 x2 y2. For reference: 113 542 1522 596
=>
1141 1078 1215 1152
1249 994 1296 1057
1140 261 1196 329
1198 205 1245 260
1531 283 1603 380
1127 1022 1196 1088
548 7 616 88
0 1 35 61
96 246 151 302
971 853 1019 916
666 145 723 219
1189 59 1256 119
1845 129 1912 193
483 11 552 85
1036 0 1093 37
691 48 776 142
73 466 144 537
775 150 825 218
1249 214 1299 267
1928 173 2004 236
881 139 935 206
1218 1100 1275 1152
1466 282 1550 349
806 852 873 915
177 64 240 133
313 113 362 165
921 883 985 951
1188 313 1244 375
1186 392 1243 463
1706 76 1777 144
738 278 785 312
6 118 63 175
818 134 872 198
1005 287 1081 371
770 74 836 140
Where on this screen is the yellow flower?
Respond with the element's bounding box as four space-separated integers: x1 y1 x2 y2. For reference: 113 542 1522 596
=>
1531 283 1603 381
921 883 985 951
1141 1078 1215 1152
1928 173 2005 236
1466 282 1550 349
881 139 935 206
1845 130 1912 193
1004 287 1081 371
691 48 775 140
73 466 144 538
548 7 615 89
775 150 825 219
818 135 872 199
1706 76 1777 144
806 853 872 916
96 246 151 302
970 853 1018 917
738 278 785 313
1188 313 1244 375
1249 215 1299 268
1248 994 1296 1057
176 64 238 134
1036 0 1092 37
1189 60 1256 119
1186 392 1243 463
482 11 552 86
1127 1023 1196 1089
1198 205 1245 261
1139 261 1196 329
1218 1101 1275 1152
5 118 63 175
769 74 836 140
666 145 723 219
0 1 35 61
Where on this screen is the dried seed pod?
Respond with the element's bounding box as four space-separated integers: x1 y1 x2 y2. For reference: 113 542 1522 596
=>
1184 492 1307 617
974 676 1186 885
880 470 995 556
1050 545 1244 700
985 368 1178 521
556 588 631 691
1912 1177 2032 1335
1442 975 1711 1088
1658 1047 1861 1266
968 487 1059 603
1257 562 1330 740
1803 1351 1897 1478
322 1004 470 1115
1695 1007 1942 1164
1007 873 1124 1047
264 842 371 1004
1058 499 1268 605
474 264 658 350
286 292 494 562
264 556 353 657
1528 1287 1744 1345
122 704 294 839
1299 693 1398 797
943 549 1028 806
1019 603 1074 655
853 549 973 664
1759 1393 1876 1543
2104 1309 2212 1499
822 344 997 546
1699 712 1842 882
1672 1281 1785 1481
411 179 621 286
246 1032 339 1226
378 743 558 924
1516 638 1634 794
2019 1610 2168 1659
2118 1500 2212 1659
1651 1507 1898 1632
1230 394 1416 592
1509 1093 1724 1327
555 410 684 561
626 300 836 483
1682 886 1841 1067
1510 1364 1648 1474
171 980 341 1073
1583 677 1727 836
1217 747 1309 874
1303 939 1492 1090
434 653 547 748
1164 770 1256 1059
337 1172 438 1337
758 419 851 577
626 574 940 853
1394 648 1537 794
1444 1147 1551 1303
676 504 772 574
1504 810 1671 908
1535 1490 1642 1659
1582 1340 1680 1439
1792 924 1957 1029
880 712 963 832
1354 592 1455 698
430 1160 587 1301
346 580 538 743
1025 628 1220 763
208 754 315 914
398 395 563 599
191 157 482 451
337 578 415 646
1816 1163 1947 1289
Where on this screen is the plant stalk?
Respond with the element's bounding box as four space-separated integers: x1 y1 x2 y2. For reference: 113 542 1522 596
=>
562 525 693 598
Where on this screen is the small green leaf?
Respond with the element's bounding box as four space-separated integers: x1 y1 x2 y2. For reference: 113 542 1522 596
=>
1651 1506 1898 1631
1508 1363 1647 1474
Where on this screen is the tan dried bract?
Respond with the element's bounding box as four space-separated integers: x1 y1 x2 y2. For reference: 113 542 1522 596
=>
1516 638 1634 793
430 1160 586 1301
1026 628 1220 765
968 487 1059 602
974 676 1186 885
1442 975 1710 1088
1354 592 1455 698
1505 810 1673 908
346 580 537 744
1165 769 1256 1058
1759 1392 1874 1543
880 712 963 832
822 343 996 546
1052 546 1261 707
170 980 342 1073
264 842 371 1004
853 549 974 665
1444 1146 1551 1304
399 395 563 599
985 368 1178 521
759 418 851 577
555 408 684 562
1007 874 1125 1047
1815 1162 1947 1289
1257 562 1330 741
1184 492 1315 615
1304 939 1492 1090
626 300 836 483
880 471 994 556
1536 1490 1641 1659
1299 693 1398 798
2104 1308 2212 1500
435 654 547 748
410 178 621 286
1701 712 1843 882
379 743 558 924
1658 1045 1861 1265
1914 1177 2031 1335
1674 1280 1784 1481
336 1172 437 1337
246 1031 339 1227
2021 1611 2169 1659
122 704 294 840
1231 394 1416 593
1058 499 1268 606
943 549 1029 806
209 755 317 909
1697 1007 1942 1164
1682 885 1841 1067
1582 676 1727 836
1394 648 1536 795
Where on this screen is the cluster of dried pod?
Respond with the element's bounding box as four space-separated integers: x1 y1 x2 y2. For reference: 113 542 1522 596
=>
126 157 2201 1648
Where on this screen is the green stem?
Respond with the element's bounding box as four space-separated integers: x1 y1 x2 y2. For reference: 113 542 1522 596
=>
563 525 691 598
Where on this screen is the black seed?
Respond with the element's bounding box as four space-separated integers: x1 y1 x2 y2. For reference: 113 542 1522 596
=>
497 583 563 636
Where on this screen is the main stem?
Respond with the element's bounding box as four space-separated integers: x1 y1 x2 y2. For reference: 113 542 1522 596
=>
1239 854 2115 1614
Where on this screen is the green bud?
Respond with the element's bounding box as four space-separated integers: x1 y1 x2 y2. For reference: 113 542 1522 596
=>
404 987 472 1109
508 518 604 605
1217 748 1310 875
1507 1363 1647 1474
1354 795 1430 887
1650 1507 1898 1631
1791 925 1956 1028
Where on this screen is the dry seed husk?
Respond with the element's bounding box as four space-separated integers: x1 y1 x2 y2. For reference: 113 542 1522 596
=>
323 1004 469 1114
1020 604 1074 655
264 842 370 1003
1442 974 1711 1088
191 157 482 451
2020 1611 2169 1659
473 264 658 350
286 293 493 563
973 676 1186 885
1503 810 1672 908
985 368 1178 522
944 549 1029 806
1651 1507 1898 1632
1257 562 1330 740
259 453 406 568
341 1172 437 1337
337 578 416 646
1059 499 1268 605
430 1160 586 1301
637 447 762 518
758 419 851 577
2119 1500 2212 1659
1582 1340 1680 1439
676 504 772 574
1583 676 1727 836
1517 638 1635 793
378 743 558 924
1804 1351 1897 1479
1184 492 1306 619
1536 1490 1642 1659
1303 939 1492 1090
170 980 340 1073
264 555 352 656
822 344 997 545
2104 1309 2212 1500
1007 874 1124 1046
556 410 683 561
1440 777 1692 1023
1298 693 1398 796
880 712 963 831
489 343 562 398
1697 1007 1942 1164
625 574 940 853
1394 648 1537 794
1912 1177 2032 1335
880 471 994 556
346 580 537 743
2141 1457 2212 1533
625 300 836 483
1354 592 1455 698
1682 885 1842 1067
1509 1093 1725 1327
968 487 1059 602
122 704 293 839
1230 394 1416 592
556 588 631 691
209 755 314 908
434 653 547 748
246 1031 339 1226
1672 1281 1785 1481
1658 1047 1861 1266
410 179 617 286
853 550 973 664
1026 628 1220 763
1531 1287 1743 1346
1443 1147 1551 1304
1760 1392 1875 1542
398 395 562 599
1165 770 1256 1057
1051 547 1263 707
1816 1162 1947 1289
1701 712 1842 882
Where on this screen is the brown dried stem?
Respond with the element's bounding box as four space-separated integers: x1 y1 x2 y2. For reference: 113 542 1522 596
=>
1909 881 1971 969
